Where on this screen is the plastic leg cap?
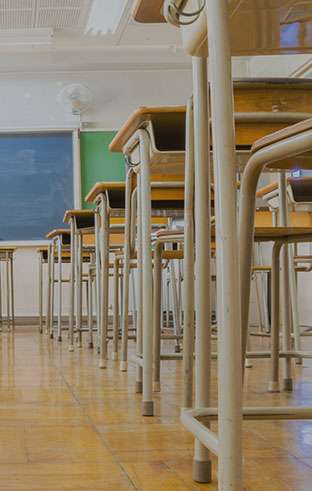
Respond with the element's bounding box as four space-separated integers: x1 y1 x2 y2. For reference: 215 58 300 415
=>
142 401 154 417
283 378 293 392
135 381 143 394
120 361 128 372
153 381 161 392
192 459 212 484
268 381 280 393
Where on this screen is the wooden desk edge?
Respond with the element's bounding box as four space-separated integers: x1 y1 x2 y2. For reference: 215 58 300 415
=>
109 105 186 153
85 182 126 204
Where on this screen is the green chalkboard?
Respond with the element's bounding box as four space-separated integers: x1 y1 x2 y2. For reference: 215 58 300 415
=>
80 131 125 209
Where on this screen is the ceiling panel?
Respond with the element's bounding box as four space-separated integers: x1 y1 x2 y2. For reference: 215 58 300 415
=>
0 0 92 29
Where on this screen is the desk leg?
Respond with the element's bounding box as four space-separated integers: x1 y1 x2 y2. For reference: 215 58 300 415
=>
68 219 75 352
112 256 119 360
6 252 10 331
268 241 282 393
136 178 143 392
289 245 301 363
206 2 242 489
153 242 163 393
57 237 62 342
50 244 55 339
46 244 52 336
99 195 109 369
39 254 43 334
183 96 195 408
192 56 212 483
88 266 93 349
9 255 14 332
139 129 153 416
120 170 132 371
76 232 83 348
278 174 293 391
95 208 101 353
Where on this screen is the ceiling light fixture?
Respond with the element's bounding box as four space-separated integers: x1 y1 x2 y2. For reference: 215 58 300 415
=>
85 0 127 36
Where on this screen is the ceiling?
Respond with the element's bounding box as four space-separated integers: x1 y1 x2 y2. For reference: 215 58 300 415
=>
0 0 188 73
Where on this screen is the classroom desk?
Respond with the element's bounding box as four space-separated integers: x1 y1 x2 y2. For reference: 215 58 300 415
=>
46 229 71 341
134 1 312 488
63 210 95 350
111 118 186 413
85 183 126 365
0 247 15 331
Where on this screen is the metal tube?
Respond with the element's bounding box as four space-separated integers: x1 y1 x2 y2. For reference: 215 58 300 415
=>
68 219 75 352
183 105 195 411
136 176 143 393
288 244 302 362
57 237 62 342
6 252 10 330
206 2 242 489
192 55 212 483
50 242 55 339
46 244 51 335
138 129 154 417
169 256 181 352
99 195 110 369
120 170 132 371
94 207 101 353
181 410 219 457
268 241 282 393
88 266 93 349
38 252 43 334
278 174 293 391
76 232 82 348
152 241 163 392
112 255 120 360
9 254 15 332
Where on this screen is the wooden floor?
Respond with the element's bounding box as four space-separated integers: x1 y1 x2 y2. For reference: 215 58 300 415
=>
0 328 312 490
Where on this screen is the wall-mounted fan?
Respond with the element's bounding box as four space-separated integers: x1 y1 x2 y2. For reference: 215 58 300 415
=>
57 84 94 116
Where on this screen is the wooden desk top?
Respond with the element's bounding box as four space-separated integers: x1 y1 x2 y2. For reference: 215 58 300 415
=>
110 80 312 155
46 229 70 240
133 1 312 55
63 210 95 225
254 227 312 242
109 106 185 153
252 118 312 154
85 182 126 204
133 0 165 23
0 247 16 252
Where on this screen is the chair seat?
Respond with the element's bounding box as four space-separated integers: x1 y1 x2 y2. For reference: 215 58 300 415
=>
251 118 312 154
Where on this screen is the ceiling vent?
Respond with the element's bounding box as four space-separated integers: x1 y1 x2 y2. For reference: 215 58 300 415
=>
0 0 92 30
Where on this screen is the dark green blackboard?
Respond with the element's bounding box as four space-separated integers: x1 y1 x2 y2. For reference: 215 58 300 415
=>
80 131 125 209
